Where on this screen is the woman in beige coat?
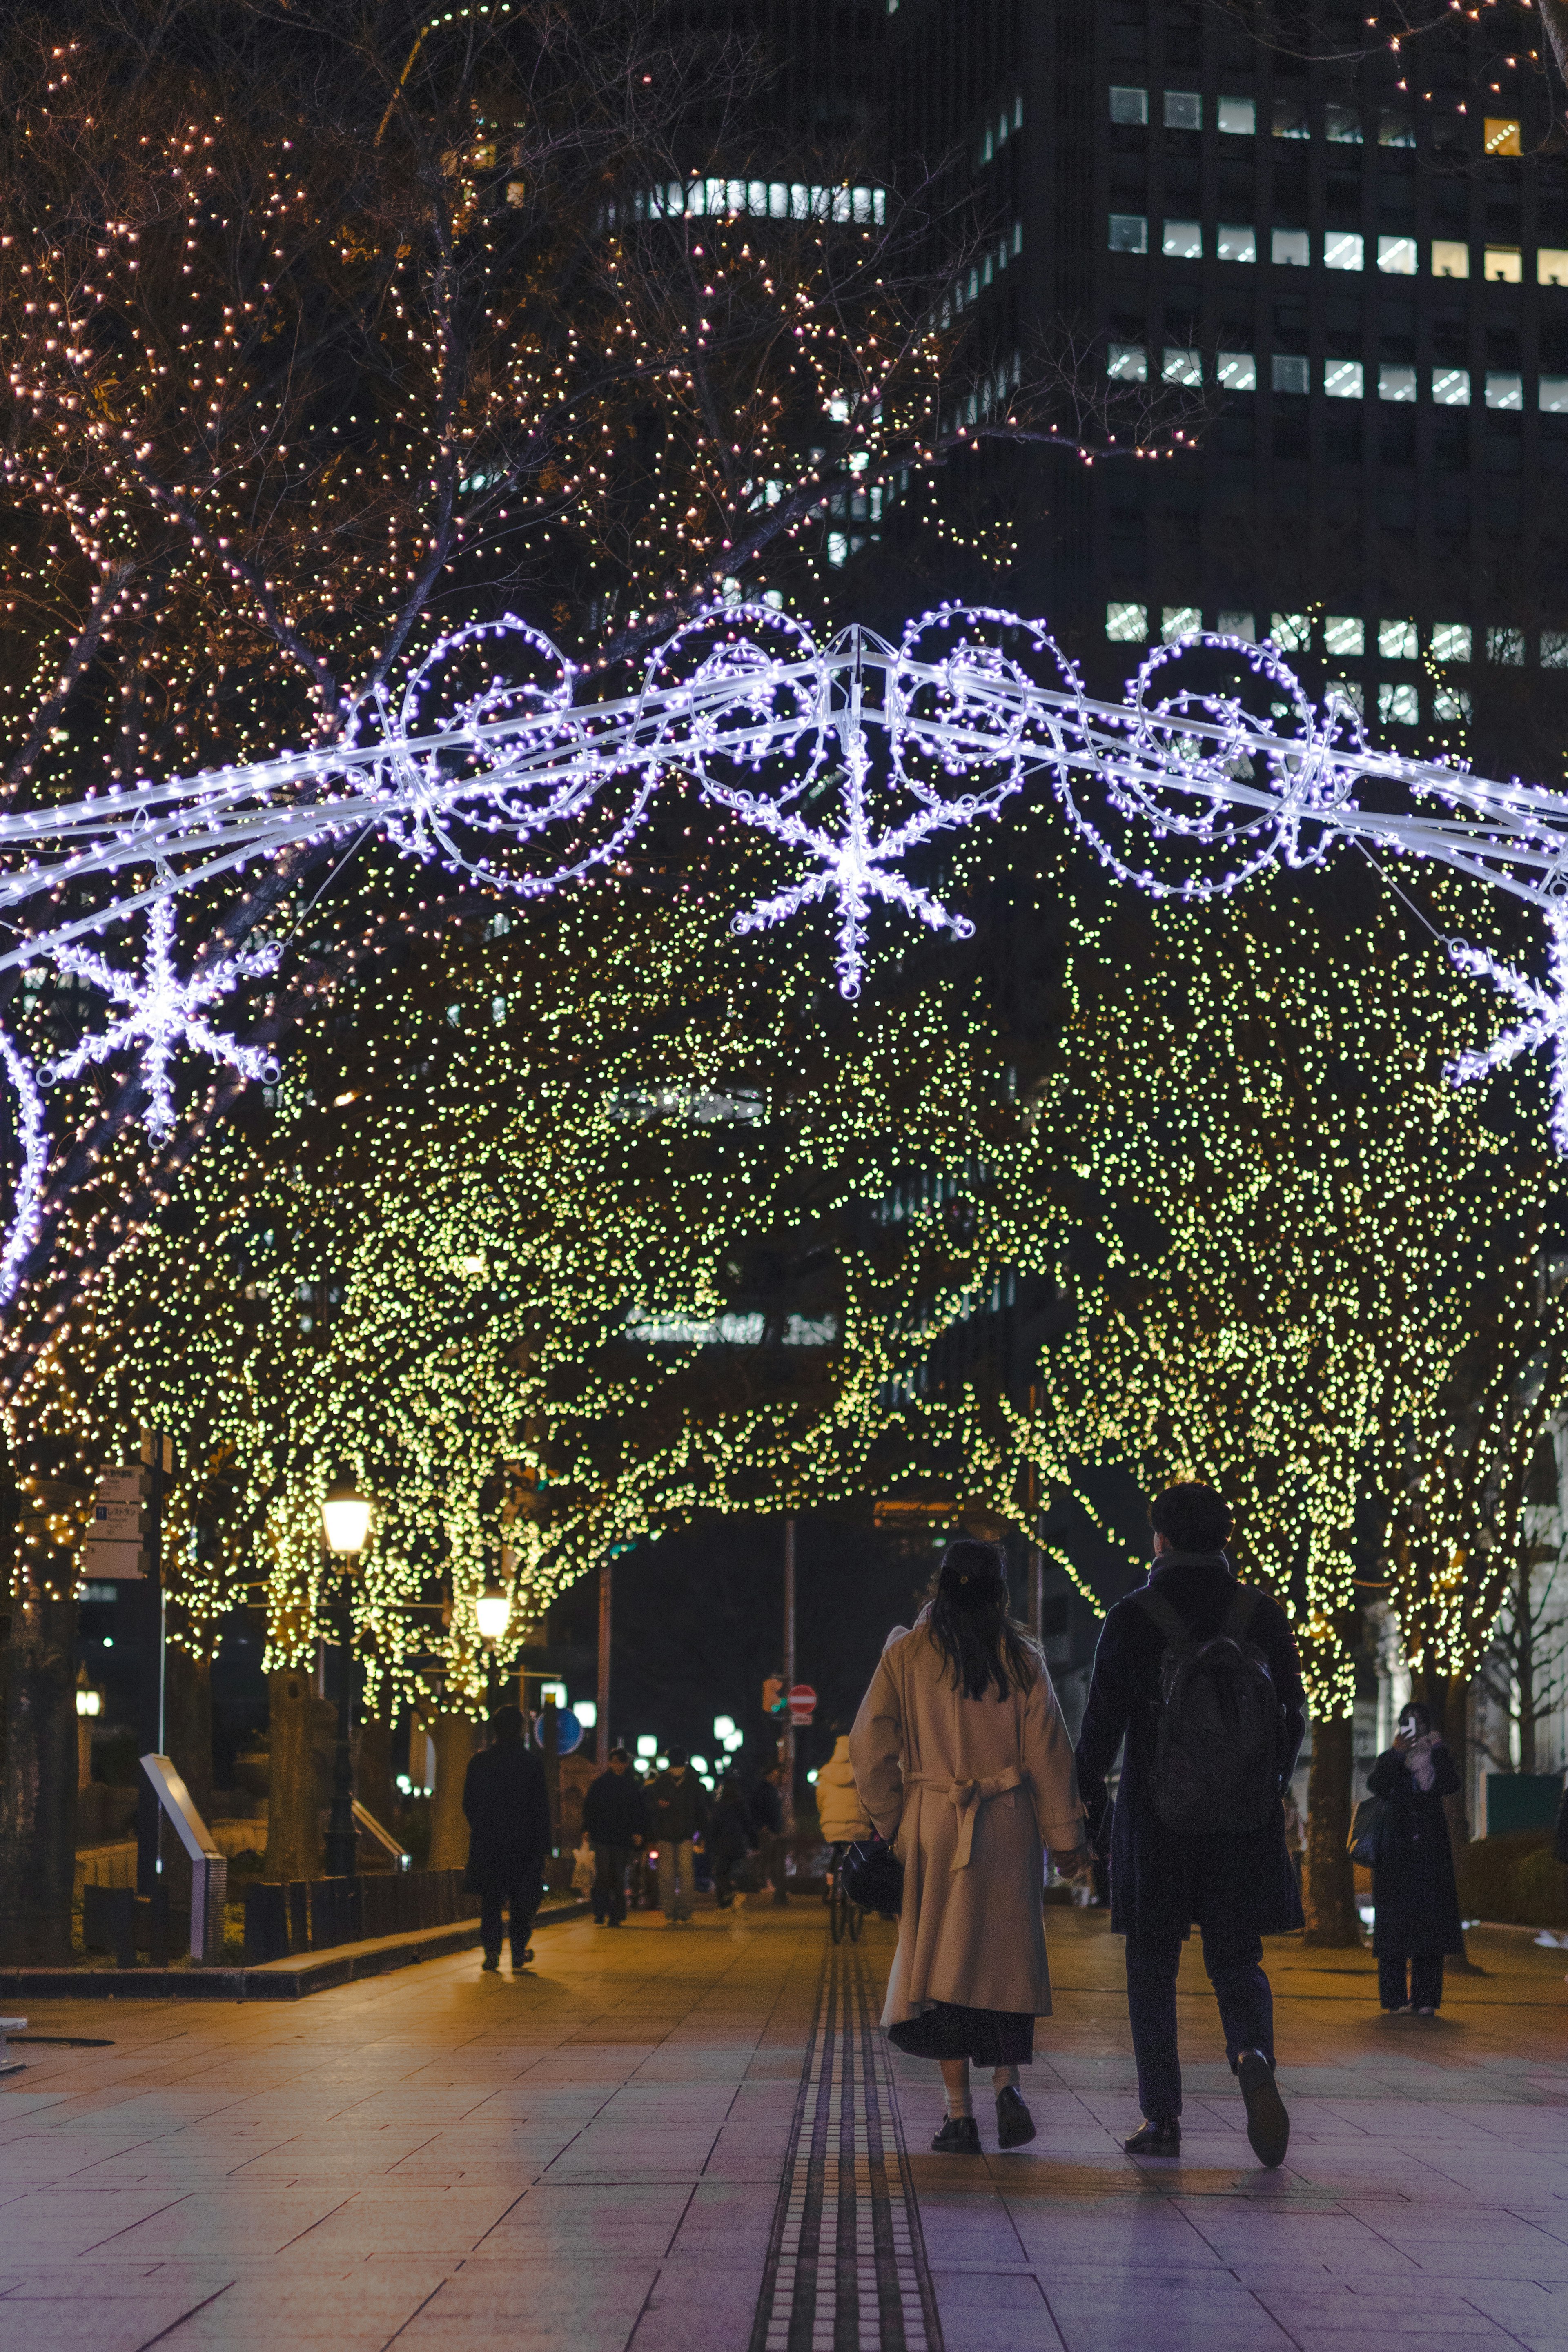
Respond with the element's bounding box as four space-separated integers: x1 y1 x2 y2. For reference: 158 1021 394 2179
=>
850 1538 1089 2154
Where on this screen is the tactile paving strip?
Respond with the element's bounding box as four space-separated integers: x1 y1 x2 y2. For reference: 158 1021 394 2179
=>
750 1938 941 2352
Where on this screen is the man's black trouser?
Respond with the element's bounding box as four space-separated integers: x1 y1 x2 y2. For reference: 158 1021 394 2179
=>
592 1845 633 1923
1378 1952 1444 2010
1125 1925 1274 2123
480 1882 539 1966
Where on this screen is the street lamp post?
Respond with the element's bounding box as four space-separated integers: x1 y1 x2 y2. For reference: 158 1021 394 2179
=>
321 1468 372 1881
475 1570 510 1710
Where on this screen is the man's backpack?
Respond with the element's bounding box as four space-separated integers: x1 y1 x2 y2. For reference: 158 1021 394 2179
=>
1136 1585 1282 1835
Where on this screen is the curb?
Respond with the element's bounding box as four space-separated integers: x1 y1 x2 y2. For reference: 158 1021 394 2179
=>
0 1899 590 2002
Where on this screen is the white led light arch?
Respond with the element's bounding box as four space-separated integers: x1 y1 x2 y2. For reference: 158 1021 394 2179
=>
1 603 1565 1297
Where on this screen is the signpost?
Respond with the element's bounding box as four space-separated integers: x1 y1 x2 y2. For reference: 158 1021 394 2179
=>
80 1466 149 1581
131 1433 173 1902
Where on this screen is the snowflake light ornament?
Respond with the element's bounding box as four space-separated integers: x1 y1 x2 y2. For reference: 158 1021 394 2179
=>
40 897 281 1137
1446 905 1568 1153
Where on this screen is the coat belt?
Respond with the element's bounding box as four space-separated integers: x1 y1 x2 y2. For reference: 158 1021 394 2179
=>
906 1766 1025 1870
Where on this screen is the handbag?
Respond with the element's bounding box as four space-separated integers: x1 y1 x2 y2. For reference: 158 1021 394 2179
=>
1346 1795 1386 1866
841 1834 904 1919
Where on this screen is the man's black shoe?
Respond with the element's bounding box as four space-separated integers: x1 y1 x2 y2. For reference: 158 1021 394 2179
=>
1236 2049 1289 2167
995 2086 1036 2149
1123 2118 1180 2156
931 2114 982 2154
481 1956 500 1973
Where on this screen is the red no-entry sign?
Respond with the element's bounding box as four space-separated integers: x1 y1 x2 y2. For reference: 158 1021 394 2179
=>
788 1682 817 1724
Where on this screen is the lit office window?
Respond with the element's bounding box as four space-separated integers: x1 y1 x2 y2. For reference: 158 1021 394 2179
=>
1485 373 1524 410
1486 626 1526 664
1540 250 1568 287
1107 343 1149 381
1272 354 1310 394
1165 91 1202 129
1379 683 1420 725
1379 111 1416 148
1324 231 1364 272
1483 118 1522 156
1272 228 1310 267
1217 351 1258 388
1324 359 1364 399
1109 213 1149 253
1270 612 1311 650
1325 615 1365 656
1162 347 1203 385
1273 99 1309 139
1484 246 1523 281
1432 368 1471 407
1217 96 1256 135
1543 378 1568 413
1325 105 1363 144
1163 220 1203 258
1432 240 1470 279
1216 612 1256 639
1378 236 1418 275
1332 680 1366 714
1110 86 1148 125
1379 619 1419 660
1217 224 1258 263
1162 606 1202 643
1541 634 1568 670
1434 686 1473 721
1379 365 1417 402
1107 602 1149 643
1431 624 1472 662
827 532 849 568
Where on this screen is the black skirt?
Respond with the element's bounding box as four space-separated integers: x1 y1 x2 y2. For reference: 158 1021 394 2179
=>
887 2001 1034 2066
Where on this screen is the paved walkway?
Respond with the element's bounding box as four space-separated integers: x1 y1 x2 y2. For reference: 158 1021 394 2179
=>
0 1906 1565 2352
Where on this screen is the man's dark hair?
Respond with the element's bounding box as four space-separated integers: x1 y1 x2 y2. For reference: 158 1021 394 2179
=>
608 1745 630 1764
490 1703 525 1743
1149 1482 1233 1555
667 1745 688 1768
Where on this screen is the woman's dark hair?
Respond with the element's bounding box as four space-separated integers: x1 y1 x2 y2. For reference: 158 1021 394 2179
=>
1398 1700 1432 1737
926 1537 1040 1702
1148 1481 1233 1555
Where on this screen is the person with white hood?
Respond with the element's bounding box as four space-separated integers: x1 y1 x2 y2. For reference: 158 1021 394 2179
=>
814 1722 873 1903
1366 1701 1463 2015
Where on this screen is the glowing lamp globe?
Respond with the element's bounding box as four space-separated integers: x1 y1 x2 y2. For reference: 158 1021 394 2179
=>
322 1471 372 1556
475 1583 511 1642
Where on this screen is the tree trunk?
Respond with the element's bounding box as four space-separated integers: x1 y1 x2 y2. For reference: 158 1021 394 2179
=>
356 1689 396 1838
428 1711 475 1871
165 1642 214 1826
263 1665 321 1882
1301 1711 1361 1947
0 1591 79 1963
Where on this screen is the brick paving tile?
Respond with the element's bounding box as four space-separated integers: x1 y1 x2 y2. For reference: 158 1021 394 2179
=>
2 1904 1565 2350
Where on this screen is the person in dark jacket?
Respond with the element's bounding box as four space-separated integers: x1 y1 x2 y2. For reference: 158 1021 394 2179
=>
1367 1702 1463 2013
1076 1481 1307 2167
708 1772 755 1909
648 1748 711 1924
582 1747 647 1927
751 1764 788 1904
462 1704 553 1973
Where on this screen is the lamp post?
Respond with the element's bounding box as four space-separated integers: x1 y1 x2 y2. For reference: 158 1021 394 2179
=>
321 1468 372 1880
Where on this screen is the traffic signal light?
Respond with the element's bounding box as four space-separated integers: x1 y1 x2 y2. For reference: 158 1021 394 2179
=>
762 1675 785 1715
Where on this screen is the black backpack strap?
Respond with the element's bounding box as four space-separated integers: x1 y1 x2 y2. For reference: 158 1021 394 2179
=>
1134 1588 1191 1646
1221 1585 1263 1644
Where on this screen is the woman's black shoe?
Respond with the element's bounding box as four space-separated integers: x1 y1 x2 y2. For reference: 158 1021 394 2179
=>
1236 2049 1290 2167
995 2087 1036 2149
931 2114 982 2154
1123 2118 1180 2156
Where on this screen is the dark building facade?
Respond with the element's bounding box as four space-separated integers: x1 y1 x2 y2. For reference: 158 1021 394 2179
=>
888 0 1568 768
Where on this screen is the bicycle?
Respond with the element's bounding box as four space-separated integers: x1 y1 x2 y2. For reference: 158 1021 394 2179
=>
826 1861 864 1944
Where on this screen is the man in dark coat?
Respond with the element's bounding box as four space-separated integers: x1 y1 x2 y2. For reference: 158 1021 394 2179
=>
750 1764 788 1906
582 1746 647 1927
462 1704 552 1972
647 1748 710 1924
1367 1703 1463 2012
1076 1481 1306 2165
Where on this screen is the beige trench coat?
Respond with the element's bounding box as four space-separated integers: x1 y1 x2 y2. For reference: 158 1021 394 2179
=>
849 1617 1084 2025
